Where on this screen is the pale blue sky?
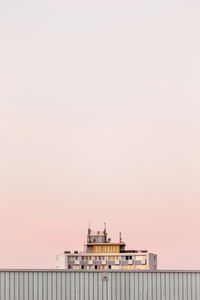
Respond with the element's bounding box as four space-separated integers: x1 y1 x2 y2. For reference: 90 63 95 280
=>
0 0 200 269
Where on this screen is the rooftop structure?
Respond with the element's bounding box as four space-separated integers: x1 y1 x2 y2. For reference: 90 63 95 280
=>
55 225 157 271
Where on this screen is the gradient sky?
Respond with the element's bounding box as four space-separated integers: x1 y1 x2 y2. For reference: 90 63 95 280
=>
0 0 200 269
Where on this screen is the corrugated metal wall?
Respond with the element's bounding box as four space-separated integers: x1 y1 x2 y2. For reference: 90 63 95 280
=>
0 270 200 300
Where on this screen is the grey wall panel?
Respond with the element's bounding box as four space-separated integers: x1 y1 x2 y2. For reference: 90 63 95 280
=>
0 270 200 300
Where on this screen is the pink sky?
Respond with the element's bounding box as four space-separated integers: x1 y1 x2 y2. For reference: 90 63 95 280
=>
1 0 200 269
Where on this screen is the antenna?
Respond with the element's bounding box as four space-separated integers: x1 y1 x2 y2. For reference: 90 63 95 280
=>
119 232 122 243
104 223 107 243
88 222 91 235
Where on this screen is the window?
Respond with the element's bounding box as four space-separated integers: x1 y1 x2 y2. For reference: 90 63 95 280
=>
81 265 84 270
121 256 126 261
108 265 111 269
99 256 101 260
128 265 133 269
95 265 97 270
68 265 71 269
101 247 103 252
136 255 146 260
136 265 146 270
81 256 84 260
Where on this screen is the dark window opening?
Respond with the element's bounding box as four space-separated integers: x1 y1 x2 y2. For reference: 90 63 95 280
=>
81 265 84 270
108 265 111 269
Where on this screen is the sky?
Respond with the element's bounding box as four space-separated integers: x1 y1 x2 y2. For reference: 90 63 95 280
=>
0 0 200 269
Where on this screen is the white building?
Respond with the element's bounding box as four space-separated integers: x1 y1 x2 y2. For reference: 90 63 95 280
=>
55 226 157 271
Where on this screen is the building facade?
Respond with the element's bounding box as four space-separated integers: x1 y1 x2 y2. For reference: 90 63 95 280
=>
55 226 157 271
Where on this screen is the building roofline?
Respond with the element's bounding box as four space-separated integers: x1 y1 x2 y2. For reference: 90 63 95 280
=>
63 251 155 255
85 242 126 245
1 269 200 273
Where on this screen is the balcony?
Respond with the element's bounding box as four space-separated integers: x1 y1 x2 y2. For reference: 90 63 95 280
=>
128 259 133 265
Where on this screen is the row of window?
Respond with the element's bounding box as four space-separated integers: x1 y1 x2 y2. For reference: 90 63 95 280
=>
69 260 146 267
68 255 146 261
69 265 110 270
93 245 120 253
68 265 147 270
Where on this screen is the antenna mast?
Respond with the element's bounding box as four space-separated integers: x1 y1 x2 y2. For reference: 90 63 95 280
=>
119 232 122 243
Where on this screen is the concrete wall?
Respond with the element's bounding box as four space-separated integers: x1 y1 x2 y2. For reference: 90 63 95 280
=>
148 253 157 271
0 270 200 300
55 254 65 269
